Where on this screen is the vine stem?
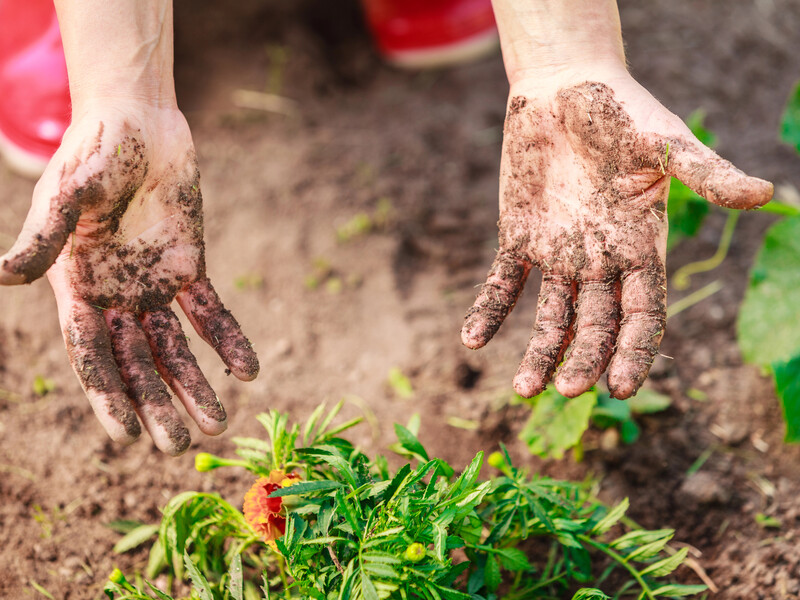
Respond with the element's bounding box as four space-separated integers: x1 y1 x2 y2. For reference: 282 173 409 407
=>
577 535 656 600
672 210 739 290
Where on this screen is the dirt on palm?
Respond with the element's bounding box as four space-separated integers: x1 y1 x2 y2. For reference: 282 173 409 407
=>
1 1 800 598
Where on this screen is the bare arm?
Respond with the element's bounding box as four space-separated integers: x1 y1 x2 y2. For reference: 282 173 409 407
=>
0 0 259 455
462 0 772 399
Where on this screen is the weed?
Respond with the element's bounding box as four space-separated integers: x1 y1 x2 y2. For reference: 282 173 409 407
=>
104 402 705 600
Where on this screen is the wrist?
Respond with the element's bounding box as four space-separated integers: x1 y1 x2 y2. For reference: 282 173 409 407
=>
54 0 177 112
491 0 626 87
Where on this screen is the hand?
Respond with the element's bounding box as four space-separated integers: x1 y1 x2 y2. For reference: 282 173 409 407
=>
0 107 259 455
461 74 772 399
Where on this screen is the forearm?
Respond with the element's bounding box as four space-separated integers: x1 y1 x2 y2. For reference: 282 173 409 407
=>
54 0 176 113
491 0 627 88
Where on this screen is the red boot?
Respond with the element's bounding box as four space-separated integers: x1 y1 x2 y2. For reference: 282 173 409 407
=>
0 0 71 178
360 0 498 69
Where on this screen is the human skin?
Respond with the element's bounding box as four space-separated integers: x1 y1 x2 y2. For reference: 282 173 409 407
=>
462 0 773 399
0 0 258 455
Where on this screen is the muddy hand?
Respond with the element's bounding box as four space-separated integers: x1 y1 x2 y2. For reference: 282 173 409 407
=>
462 77 772 400
0 111 259 455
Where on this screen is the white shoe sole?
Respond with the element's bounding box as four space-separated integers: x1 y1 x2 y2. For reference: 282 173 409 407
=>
0 126 48 179
383 28 499 69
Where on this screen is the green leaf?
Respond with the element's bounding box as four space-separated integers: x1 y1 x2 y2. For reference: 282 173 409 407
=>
591 498 629 535
780 81 800 153
591 392 631 428
484 556 501 592
652 584 708 597
387 367 414 398
518 387 597 459
268 480 344 497
772 355 800 442
393 424 430 461
493 548 532 571
625 532 674 561
611 529 674 551
640 547 688 577
738 216 800 365
145 580 173 600
112 523 159 554
667 180 709 251
755 512 782 529
571 589 610 600
627 388 672 414
228 554 244 600
360 571 379 600
686 109 717 148
105 519 147 534
620 419 641 445
183 549 214 600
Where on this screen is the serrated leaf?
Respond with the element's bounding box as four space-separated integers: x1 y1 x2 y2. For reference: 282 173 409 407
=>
652 584 708 597
571 589 610 600
738 216 800 365
183 549 214 600
611 528 673 550
112 524 159 553
772 355 800 442
269 480 344 497
145 580 173 600
625 532 673 561
228 554 243 600
394 424 429 461
493 548 531 571
518 387 597 459
360 571 380 600
484 556 501 592
640 547 688 577
591 498 629 535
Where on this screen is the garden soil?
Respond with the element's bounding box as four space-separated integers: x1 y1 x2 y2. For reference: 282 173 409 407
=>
2 1 800 598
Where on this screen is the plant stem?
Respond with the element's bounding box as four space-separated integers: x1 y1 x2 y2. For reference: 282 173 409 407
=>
666 280 723 319
672 210 739 290
577 535 656 600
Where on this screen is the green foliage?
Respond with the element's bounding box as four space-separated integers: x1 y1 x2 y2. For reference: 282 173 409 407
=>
103 404 703 600
736 83 800 442
780 80 800 152
666 110 715 251
517 387 672 458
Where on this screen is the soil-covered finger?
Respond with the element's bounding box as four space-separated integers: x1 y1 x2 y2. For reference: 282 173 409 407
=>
62 302 141 443
106 310 191 456
554 280 620 397
608 266 667 399
462 251 531 349
0 200 82 285
177 277 259 381
141 308 227 435
665 139 773 209
513 277 576 398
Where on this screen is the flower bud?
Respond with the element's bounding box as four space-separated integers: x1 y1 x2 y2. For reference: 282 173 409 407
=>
194 452 225 472
404 542 426 562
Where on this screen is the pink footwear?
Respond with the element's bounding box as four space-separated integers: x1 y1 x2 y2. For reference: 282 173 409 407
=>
360 0 498 69
0 0 71 178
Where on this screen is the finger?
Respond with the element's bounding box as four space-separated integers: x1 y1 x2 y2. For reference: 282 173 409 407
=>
513 277 576 398
0 194 82 285
61 301 141 445
106 310 191 456
141 308 227 436
177 277 259 381
664 137 773 210
607 267 667 399
554 280 620 398
461 251 532 349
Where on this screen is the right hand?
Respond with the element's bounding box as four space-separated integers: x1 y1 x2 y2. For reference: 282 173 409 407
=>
0 105 259 455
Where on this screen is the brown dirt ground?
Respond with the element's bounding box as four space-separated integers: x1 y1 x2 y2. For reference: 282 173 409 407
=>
2 0 800 598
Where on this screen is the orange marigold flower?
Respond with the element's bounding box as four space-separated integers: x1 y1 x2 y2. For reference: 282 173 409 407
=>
243 470 300 548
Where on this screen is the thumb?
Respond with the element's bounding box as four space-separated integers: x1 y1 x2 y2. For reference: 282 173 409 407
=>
0 181 81 285
665 135 773 210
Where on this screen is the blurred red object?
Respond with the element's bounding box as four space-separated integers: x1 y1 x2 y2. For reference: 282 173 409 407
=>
360 0 498 68
0 0 70 177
